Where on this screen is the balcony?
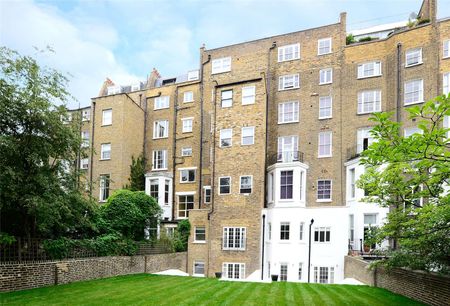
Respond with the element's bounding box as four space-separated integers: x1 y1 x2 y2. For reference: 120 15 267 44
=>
268 151 304 166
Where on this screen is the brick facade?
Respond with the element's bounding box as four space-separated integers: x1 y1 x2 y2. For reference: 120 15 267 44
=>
0 253 187 292
344 256 450 306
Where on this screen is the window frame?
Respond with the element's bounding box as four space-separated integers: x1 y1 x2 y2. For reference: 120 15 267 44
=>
181 147 192 157
222 227 246 251
278 43 300 62
183 91 194 103
278 101 299 124
177 194 194 219
153 120 169 139
99 174 110 202
152 150 167 170
194 226 206 242
242 86 256 105
239 175 253 194
222 262 245 280
180 168 196 183
154 96 170 110
443 72 449 95
219 176 231 195
319 68 333 85
404 79 424 105
280 263 288 281
318 38 332 55
405 48 423 67
280 222 290 241
319 96 332 119
317 179 332 202
318 131 332 158
279 170 294 200
203 186 211 204
314 227 331 243
212 57 231 74
220 129 232 148
221 89 233 108
357 61 382 79
241 126 255 146
102 109 112 126
193 261 205 276
181 117 194 133
100 143 111 160
278 74 300 91
357 90 382 114
80 158 89 170
444 40 450 59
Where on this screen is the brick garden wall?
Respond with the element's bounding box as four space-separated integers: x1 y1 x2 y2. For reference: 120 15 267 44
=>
0 252 187 292
344 256 450 306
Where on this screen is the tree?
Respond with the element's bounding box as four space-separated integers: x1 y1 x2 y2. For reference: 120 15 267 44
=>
358 94 450 274
124 154 145 191
173 219 190 252
100 189 161 240
0 47 97 239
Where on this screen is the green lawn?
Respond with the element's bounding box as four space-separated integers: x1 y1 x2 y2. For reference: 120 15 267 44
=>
1 274 424 306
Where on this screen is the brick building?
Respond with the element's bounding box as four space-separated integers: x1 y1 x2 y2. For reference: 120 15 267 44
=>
70 0 450 283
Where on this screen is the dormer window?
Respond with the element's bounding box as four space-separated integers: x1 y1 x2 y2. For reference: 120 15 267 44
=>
107 85 121 95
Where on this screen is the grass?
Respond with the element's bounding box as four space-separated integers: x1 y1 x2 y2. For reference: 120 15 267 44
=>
1 274 424 306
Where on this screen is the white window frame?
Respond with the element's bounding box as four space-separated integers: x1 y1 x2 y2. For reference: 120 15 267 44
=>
241 126 255 146
203 186 211 204
317 179 332 202
153 120 169 139
279 170 294 200
298 263 303 281
319 96 332 119
82 109 90 121
318 38 332 55
357 127 375 153
280 222 290 241
178 194 194 219
348 168 356 200
404 127 423 137
278 43 300 62
221 89 233 108
404 79 424 105
278 101 299 124
278 74 300 91
222 227 246 251
318 131 332 158
357 61 382 79
280 263 288 281
222 262 245 280
212 57 231 74
152 150 167 170
193 261 205 276
99 174 110 202
180 167 196 183
81 131 89 148
299 222 304 241
100 143 111 160
220 129 232 148
319 68 333 85
405 48 423 67
181 147 192 157
183 91 194 103
444 40 450 59
219 176 231 195
443 72 450 95
314 227 331 243
80 158 89 170
444 116 450 140
242 86 256 105
194 227 206 243
102 109 112 126
314 266 334 284
182 117 193 133
277 136 299 162
239 175 253 194
154 96 170 110
358 90 381 114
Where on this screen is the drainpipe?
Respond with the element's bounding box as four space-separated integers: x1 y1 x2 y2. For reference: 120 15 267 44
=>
172 87 179 221
89 100 96 197
198 53 211 208
261 214 266 280
308 218 314 283
208 80 219 220
396 43 402 126
141 94 148 164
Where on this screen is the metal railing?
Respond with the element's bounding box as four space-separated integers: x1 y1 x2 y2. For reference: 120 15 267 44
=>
268 151 304 166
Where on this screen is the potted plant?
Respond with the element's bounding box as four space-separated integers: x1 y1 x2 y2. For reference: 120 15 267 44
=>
215 272 222 279
271 274 278 282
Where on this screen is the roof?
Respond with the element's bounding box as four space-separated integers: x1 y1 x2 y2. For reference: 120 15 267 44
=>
350 21 407 36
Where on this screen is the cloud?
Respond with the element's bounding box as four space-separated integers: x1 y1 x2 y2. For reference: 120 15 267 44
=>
0 0 140 108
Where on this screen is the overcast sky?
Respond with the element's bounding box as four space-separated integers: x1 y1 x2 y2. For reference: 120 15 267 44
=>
1 0 449 108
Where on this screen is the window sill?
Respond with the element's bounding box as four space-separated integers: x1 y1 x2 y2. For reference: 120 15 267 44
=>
279 241 291 244
184 100 194 103
278 87 300 92
357 74 382 80
100 158 111 161
211 70 231 75
316 199 332 203
405 62 423 68
218 193 231 196
318 52 332 56
182 131 193 134
242 102 255 106
404 101 424 106
278 58 301 63
153 137 169 140
154 107 170 111
192 274 205 277
98 200 107 203
278 120 299 125
193 241 206 244
319 82 332 86
180 181 196 184
219 146 232 149
443 56 450 60
318 116 332 120
357 110 381 116
318 155 332 158
222 248 246 251
152 168 168 171
241 143 254 146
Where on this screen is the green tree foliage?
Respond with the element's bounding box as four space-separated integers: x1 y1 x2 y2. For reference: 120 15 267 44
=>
125 154 146 191
100 189 161 240
0 47 96 238
173 219 191 252
358 94 450 274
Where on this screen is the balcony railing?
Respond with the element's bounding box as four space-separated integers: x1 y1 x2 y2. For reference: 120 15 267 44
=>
268 151 304 166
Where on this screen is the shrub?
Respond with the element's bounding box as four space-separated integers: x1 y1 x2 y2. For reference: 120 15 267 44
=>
358 36 373 42
173 220 191 252
346 34 355 45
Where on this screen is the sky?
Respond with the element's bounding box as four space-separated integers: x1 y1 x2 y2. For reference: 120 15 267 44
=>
1 0 450 109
